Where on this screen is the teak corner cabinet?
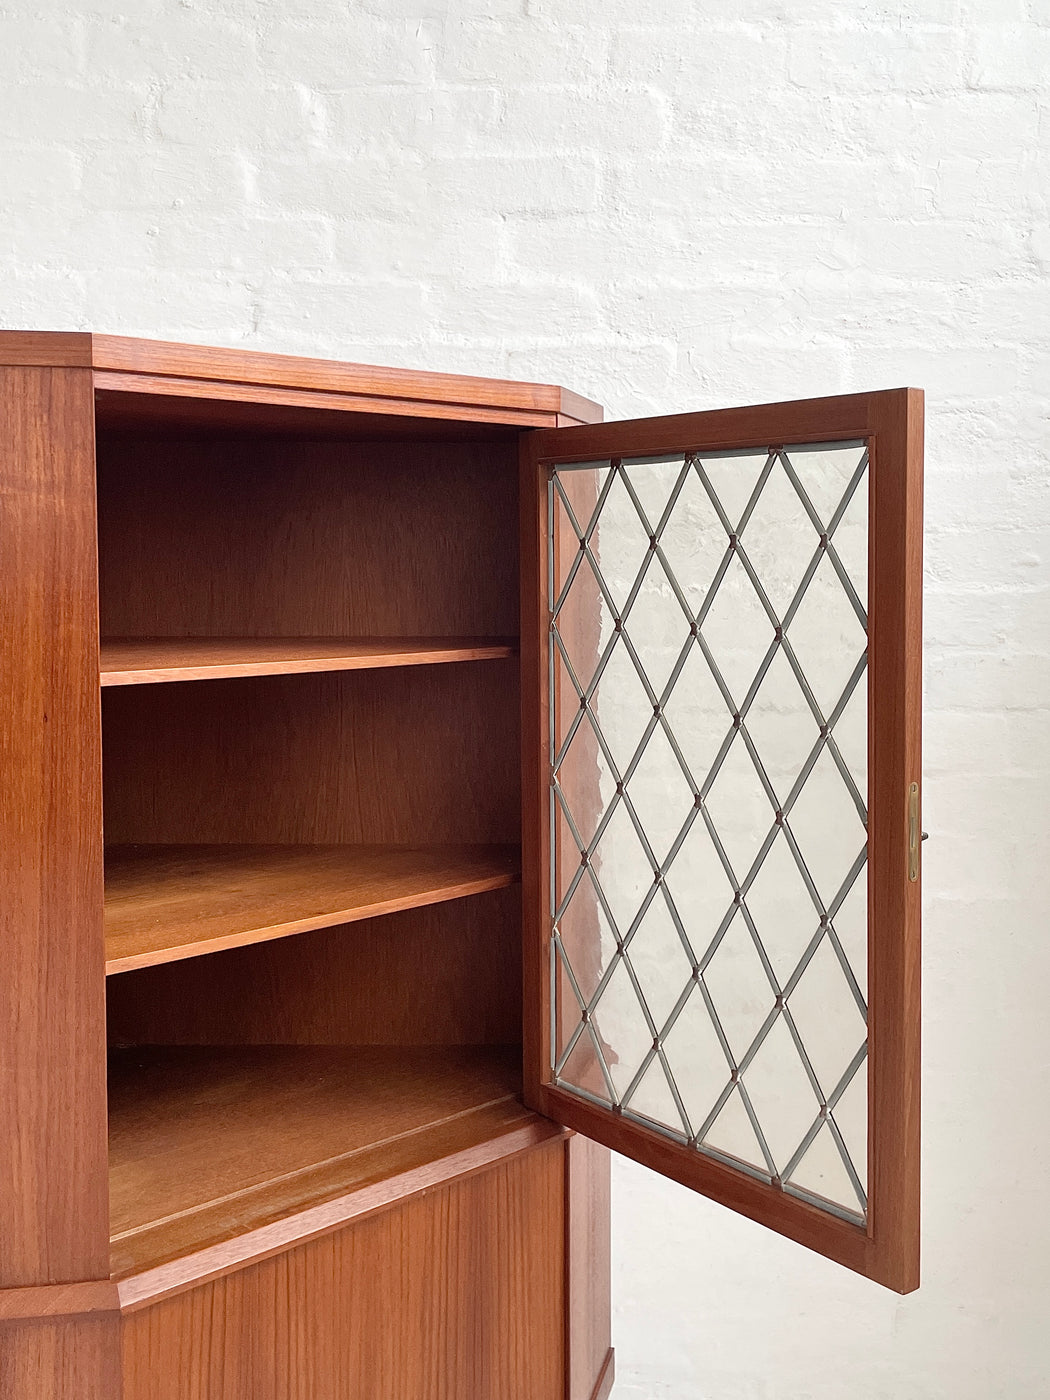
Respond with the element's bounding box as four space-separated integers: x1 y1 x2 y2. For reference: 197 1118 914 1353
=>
0 332 923 1400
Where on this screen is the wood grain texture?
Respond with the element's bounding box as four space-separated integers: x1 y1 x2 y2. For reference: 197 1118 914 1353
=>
0 329 603 424
116 1118 565 1314
588 1351 616 1400
526 388 897 464
0 1282 118 1323
0 367 110 1286
95 388 531 440
100 636 518 686
0 1316 121 1400
104 843 519 973
108 1046 524 1277
97 435 519 639
866 388 924 1294
519 434 550 1108
102 663 520 847
119 1139 567 1400
566 1137 612 1400
106 884 522 1048
95 371 558 430
523 390 924 1292
0 335 606 1399
107 884 522 1048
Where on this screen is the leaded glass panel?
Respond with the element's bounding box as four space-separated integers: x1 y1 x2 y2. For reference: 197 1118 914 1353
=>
549 441 870 1224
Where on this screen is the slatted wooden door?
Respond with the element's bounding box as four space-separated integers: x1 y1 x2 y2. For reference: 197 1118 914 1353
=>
521 389 923 1293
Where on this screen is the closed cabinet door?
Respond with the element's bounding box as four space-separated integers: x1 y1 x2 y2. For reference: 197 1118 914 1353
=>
521 389 922 1293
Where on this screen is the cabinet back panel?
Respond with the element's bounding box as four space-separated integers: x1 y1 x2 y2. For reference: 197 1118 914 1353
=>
96 434 518 638
102 663 520 846
106 888 521 1048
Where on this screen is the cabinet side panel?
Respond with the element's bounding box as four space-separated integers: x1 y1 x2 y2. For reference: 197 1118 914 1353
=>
0 1317 121 1400
0 368 109 1284
120 1142 566 1400
566 1137 613 1400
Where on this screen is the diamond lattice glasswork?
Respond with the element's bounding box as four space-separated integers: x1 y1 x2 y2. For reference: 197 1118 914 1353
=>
549 442 870 1223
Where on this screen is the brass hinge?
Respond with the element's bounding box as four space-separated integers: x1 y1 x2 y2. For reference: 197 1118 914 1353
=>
908 782 921 882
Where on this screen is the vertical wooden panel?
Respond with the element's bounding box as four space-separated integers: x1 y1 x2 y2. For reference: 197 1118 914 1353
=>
519 434 551 1109
120 1141 566 1400
0 1317 121 1400
867 388 924 1294
0 368 109 1285
566 1136 613 1400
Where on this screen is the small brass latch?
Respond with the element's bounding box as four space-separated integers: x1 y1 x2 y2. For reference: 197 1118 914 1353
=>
908 782 920 882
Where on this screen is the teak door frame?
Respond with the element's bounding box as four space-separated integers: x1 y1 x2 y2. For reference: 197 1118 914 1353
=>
520 388 923 1294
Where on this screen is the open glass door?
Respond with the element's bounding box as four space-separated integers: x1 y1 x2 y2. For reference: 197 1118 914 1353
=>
520 390 922 1293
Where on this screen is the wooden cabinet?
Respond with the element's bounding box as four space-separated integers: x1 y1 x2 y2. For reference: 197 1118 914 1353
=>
0 334 923 1400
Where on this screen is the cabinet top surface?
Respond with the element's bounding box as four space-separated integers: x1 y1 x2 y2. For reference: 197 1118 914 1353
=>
0 330 602 426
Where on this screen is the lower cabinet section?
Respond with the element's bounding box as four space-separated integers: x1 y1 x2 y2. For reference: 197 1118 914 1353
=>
0 1316 122 1400
121 1138 568 1400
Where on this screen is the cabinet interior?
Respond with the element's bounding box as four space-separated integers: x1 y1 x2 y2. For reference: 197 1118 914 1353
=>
96 407 525 1280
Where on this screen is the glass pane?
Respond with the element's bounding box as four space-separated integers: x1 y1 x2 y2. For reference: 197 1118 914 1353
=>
549 442 870 1223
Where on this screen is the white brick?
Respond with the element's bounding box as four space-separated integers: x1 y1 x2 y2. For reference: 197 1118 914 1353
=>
1006 712 1050 774
254 155 428 219
0 81 151 143
922 711 1011 775
503 342 676 416
251 277 428 347
85 12 259 83
428 18 610 87
846 219 1027 284
932 156 1049 219
0 16 85 80
849 344 1021 401
78 146 250 212
156 80 318 149
1027 225 1050 272
326 85 502 157
674 90 1038 166
328 214 507 280
925 587 1049 650
77 265 256 337
418 155 602 218
925 526 1049 589
0 266 86 326
428 279 601 338
255 17 433 88
505 213 692 288
609 25 784 91
498 87 671 154
0 147 82 205
147 215 333 273
684 336 851 405
969 25 1050 88
926 648 1050 711
606 152 935 222
0 208 154 269
788 26 968 93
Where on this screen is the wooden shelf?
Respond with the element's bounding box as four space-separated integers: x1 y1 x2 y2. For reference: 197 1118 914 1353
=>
100 636 518 686
105 843 520 974
108 1044 548 1292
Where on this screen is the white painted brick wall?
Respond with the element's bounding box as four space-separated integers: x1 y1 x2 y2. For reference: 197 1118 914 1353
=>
1 2 1047 1396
